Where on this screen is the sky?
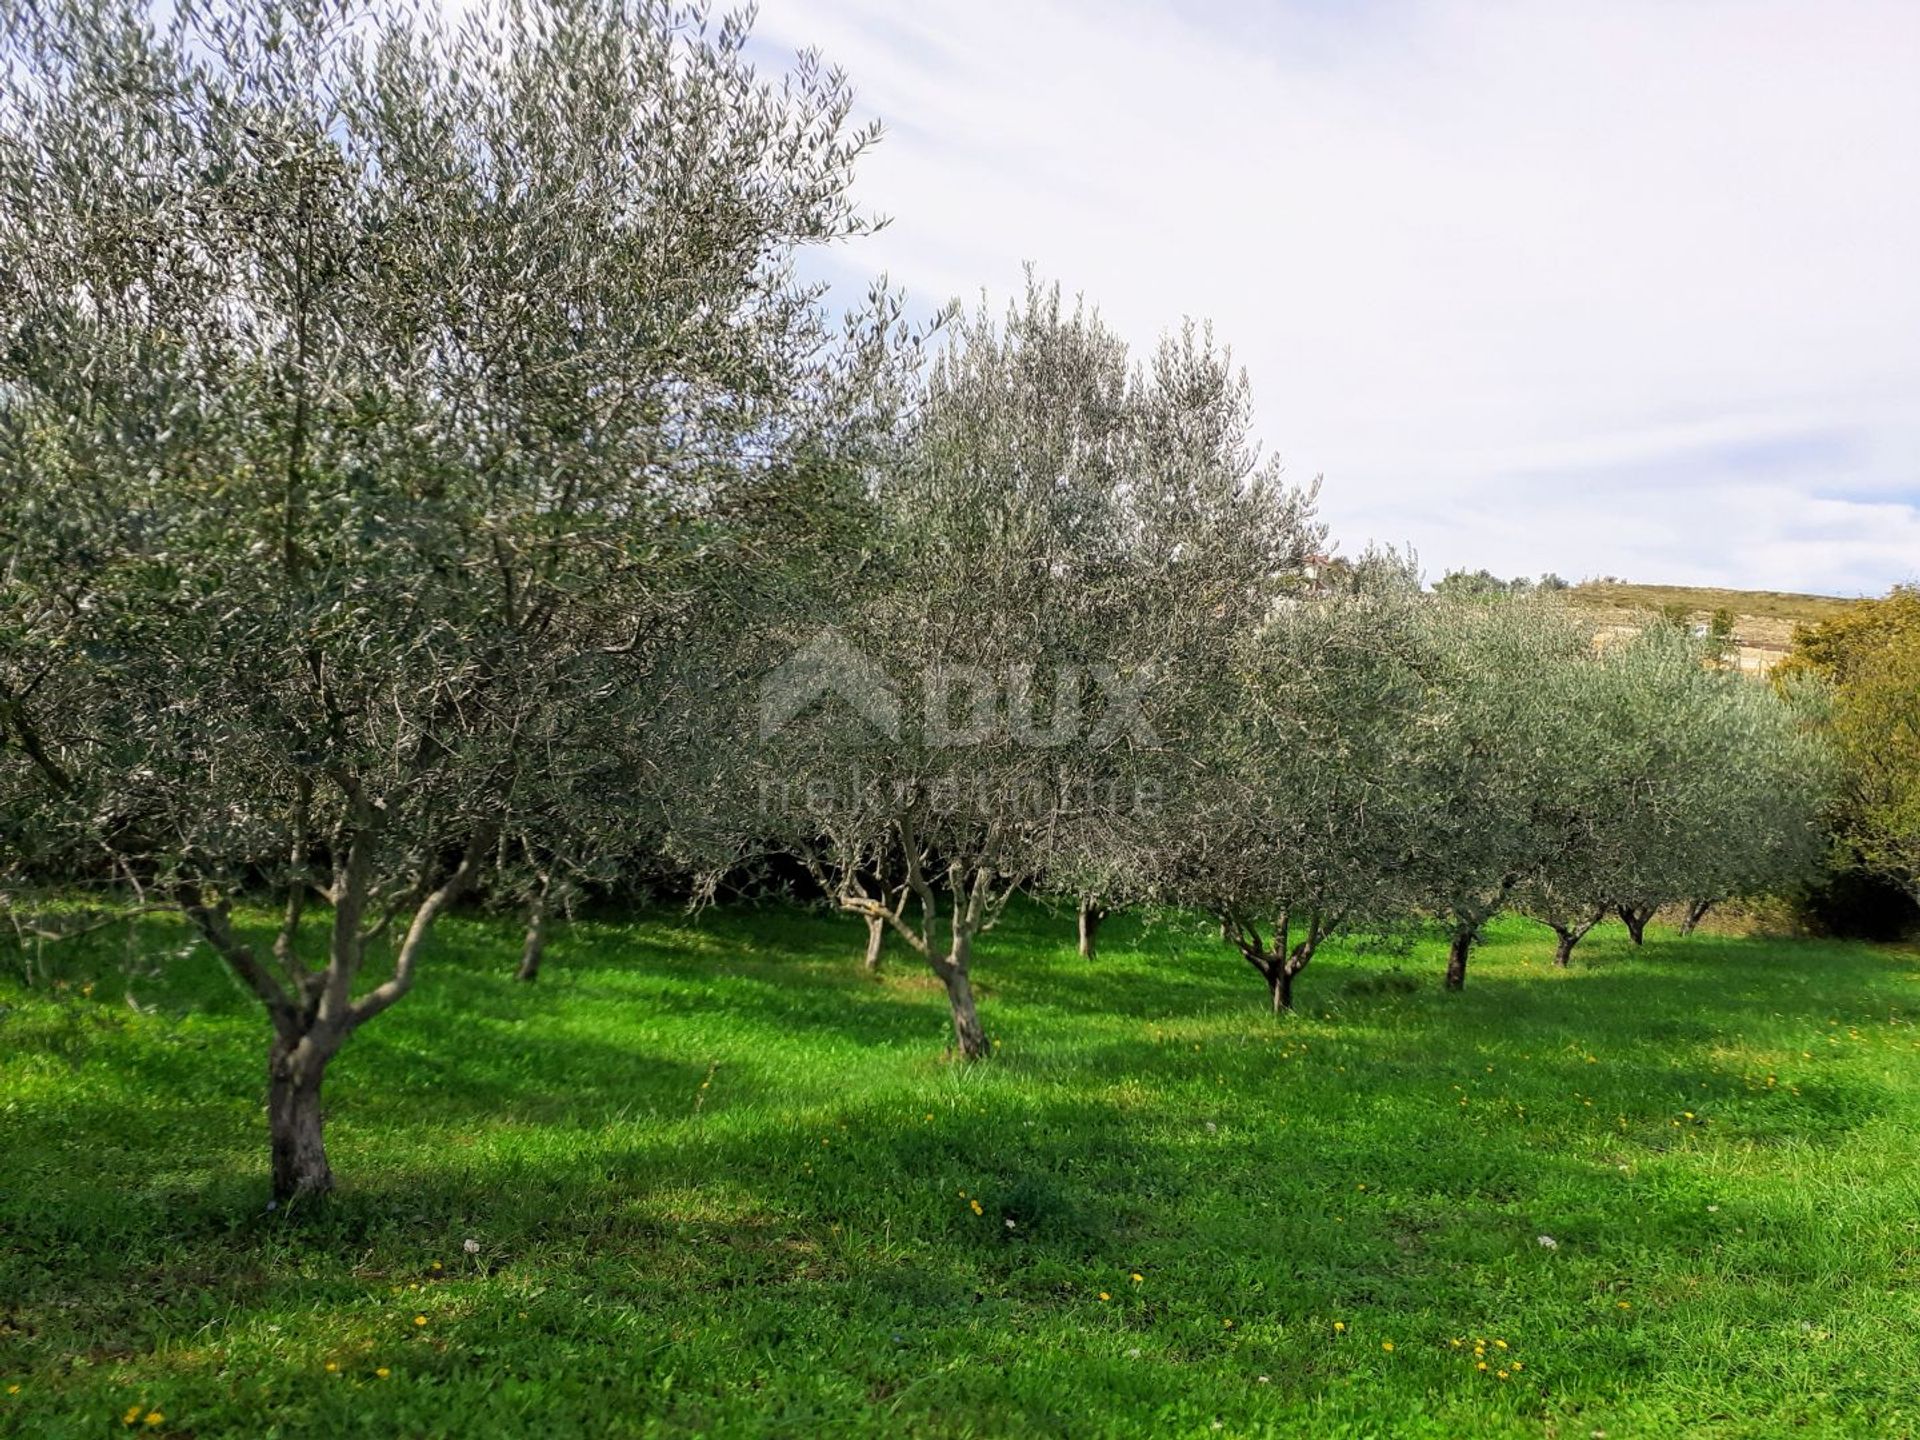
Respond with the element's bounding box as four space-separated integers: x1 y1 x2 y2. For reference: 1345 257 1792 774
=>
754 0 1920 596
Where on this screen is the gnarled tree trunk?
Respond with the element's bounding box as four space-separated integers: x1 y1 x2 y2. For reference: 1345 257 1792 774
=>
515 879 550 982
1444 925 1474 990
267 1031 337 1201
935 932 989 1059
863 913 885 972
1077 897 1107 960
1550 909 1605 967
1677 898 1715 936
1270 960 1297 1013
1617 904 1653 946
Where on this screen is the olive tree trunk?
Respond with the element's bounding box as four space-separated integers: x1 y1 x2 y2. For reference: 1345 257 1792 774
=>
933 930 989 1059
863 913 885 972
1444 925 1474 990
267 1032 337 1200
1077 897 1106 960
515 879 550 982
178 826 490 1202
1617 904 1653 946
1550 909 1605 967
1677 899 1715 936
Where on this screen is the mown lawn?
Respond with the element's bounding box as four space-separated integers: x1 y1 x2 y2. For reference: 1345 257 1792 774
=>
3 901 1918 1438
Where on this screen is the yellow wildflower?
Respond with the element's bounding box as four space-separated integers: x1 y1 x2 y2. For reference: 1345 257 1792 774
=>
375 1368 390 1379
413 1315 428 1327
1381 1341 1394 1352
1333 1321 1346 1333
144 1414 164 1428
1099 1292 1111 1302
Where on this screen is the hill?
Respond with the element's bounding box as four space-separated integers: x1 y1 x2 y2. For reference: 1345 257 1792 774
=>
1569 581 1859 672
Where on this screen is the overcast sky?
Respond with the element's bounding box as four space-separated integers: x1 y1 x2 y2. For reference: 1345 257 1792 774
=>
756 0 1920 596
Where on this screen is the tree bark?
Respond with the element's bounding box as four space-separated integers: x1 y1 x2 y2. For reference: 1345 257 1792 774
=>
267 1033 335 1201
1077 897 1106 960
936 932 989 1060
1552 927 1577 967
515 882 550 982
1444 926 1474 990
1270 964 1294 1013
863 913 885 972
1617 905 1651 946
1678 899 1714 936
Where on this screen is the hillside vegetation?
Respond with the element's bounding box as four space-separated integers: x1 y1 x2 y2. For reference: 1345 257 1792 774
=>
1570 582 1859 654
5 904 1919 1439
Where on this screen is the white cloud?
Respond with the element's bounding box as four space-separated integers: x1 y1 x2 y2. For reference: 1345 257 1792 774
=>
758 0 1920 594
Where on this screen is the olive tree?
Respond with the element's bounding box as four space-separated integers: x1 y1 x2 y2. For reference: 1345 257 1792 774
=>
1409 594 1596 989
0 0 890 1197
1512 622 1827 962
1585 624 1830 947
1136 567 1431 1011
746 285 1319 1055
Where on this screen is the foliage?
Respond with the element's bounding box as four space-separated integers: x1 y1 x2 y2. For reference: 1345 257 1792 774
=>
1127 560 1433 1009
741 280 1321 1054
0 0 897 1193
1515 624 1831 956
1781 587 1920 904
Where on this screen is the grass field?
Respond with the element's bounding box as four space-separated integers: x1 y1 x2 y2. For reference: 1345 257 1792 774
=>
4 901 1920 1438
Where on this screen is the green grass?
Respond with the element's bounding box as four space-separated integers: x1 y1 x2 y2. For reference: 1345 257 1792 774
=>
4 902 1919 1438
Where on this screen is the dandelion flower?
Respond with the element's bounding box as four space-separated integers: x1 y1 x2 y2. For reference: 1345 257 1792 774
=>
1477 1361 1488 1371
1223 1318 1234 1328
1131 1273 1143 1284
413 1315 428 1327
144 1414 164 1428
1099 1292 1111 1302
969 1200 983 1215
1494 1339 1508 1350
1333 1321 1346 1333
1381 1341 1394 1352
324 1362 338 1373
124 1405 142 1424
375 1368 390 1379
1616 1301 1631 1309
